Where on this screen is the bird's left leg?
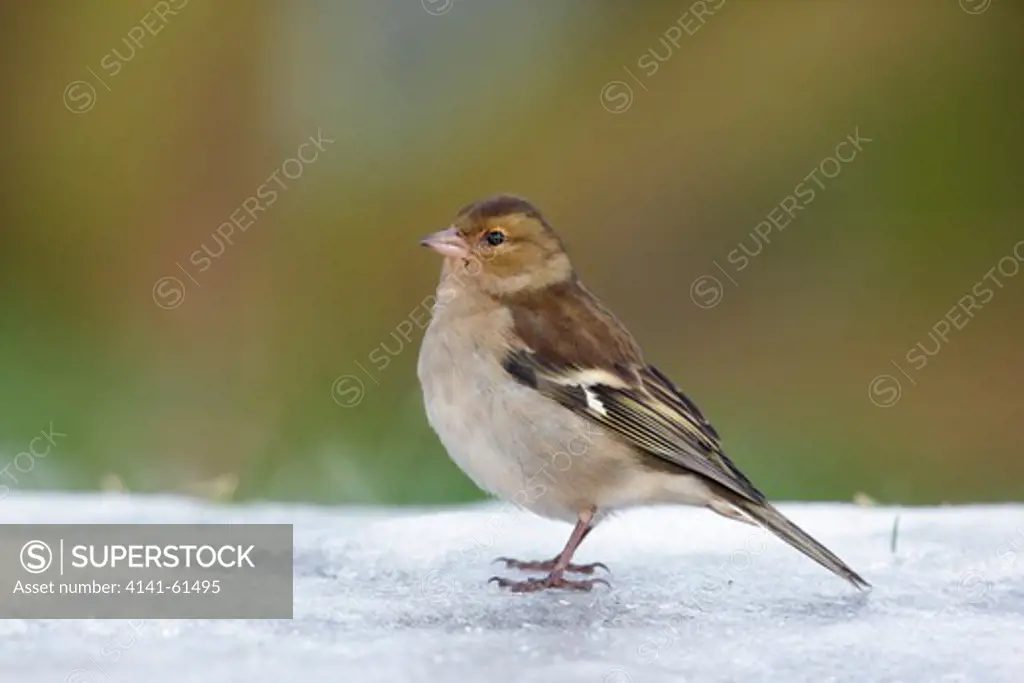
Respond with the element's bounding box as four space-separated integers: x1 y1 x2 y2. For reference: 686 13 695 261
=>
490 509 610 592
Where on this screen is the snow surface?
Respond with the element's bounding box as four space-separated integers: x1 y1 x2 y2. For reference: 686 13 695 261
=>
2 493 1022 683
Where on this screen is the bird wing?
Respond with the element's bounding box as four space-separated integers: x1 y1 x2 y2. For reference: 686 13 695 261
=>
503 281 766 506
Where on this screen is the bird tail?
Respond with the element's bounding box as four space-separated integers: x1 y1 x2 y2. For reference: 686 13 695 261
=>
732 499 871 590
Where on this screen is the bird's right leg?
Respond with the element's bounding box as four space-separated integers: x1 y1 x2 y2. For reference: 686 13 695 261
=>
493 524 608 574
490 509 610 592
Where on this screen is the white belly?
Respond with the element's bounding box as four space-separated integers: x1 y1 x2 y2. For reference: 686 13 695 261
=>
419 347 566 519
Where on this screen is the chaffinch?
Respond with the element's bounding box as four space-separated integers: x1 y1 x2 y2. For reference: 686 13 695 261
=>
417 194 869 593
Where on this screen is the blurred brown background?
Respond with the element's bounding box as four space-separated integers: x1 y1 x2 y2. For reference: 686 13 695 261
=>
1 0 1021 506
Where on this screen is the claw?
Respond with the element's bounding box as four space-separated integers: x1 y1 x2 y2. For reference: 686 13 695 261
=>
489 575 519 590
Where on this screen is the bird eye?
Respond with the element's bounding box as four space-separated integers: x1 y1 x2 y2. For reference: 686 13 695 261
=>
485 230 506 246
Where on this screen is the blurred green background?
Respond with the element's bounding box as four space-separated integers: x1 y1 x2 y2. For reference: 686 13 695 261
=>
1 0 1021 506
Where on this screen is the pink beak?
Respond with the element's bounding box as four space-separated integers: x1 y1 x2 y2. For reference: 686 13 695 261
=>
420 227 470 259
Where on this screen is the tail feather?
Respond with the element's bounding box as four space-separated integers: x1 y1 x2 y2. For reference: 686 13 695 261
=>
732 500 871 590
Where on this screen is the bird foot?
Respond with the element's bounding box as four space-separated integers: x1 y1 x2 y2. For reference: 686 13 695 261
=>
493 557 610 575
489 574 611 593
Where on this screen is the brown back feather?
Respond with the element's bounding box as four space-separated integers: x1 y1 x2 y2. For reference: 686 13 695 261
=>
505 280 644 384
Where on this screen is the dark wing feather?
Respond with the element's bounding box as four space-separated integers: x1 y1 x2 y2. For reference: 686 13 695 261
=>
635 365 764 502
504 283 765 505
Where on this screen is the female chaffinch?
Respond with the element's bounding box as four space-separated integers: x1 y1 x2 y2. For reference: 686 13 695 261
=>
418 195 869 593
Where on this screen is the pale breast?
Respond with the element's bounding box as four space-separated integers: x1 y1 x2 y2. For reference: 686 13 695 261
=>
417 295 614 521
418 304 533 493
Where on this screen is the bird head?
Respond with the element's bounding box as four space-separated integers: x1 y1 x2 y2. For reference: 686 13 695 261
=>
420 195 574 298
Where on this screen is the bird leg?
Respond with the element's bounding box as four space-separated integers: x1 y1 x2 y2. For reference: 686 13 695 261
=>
490 509 610 592
494 526 607 574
